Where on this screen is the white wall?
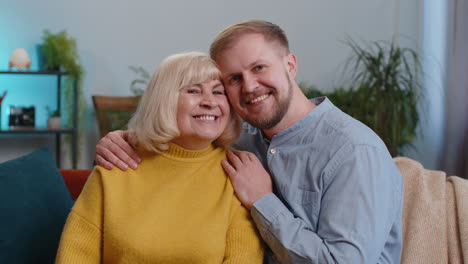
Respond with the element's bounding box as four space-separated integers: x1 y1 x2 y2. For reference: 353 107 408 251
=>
0 0 421 168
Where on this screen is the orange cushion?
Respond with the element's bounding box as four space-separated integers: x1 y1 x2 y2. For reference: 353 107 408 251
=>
59 169 92 200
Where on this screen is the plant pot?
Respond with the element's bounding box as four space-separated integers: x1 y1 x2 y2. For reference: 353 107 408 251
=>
36 44 60 72
36 44 46 71
47 117 61 130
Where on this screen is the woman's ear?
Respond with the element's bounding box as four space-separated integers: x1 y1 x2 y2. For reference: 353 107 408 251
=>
284 53 297 79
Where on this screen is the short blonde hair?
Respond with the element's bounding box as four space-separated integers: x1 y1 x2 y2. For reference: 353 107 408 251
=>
210 20 290 61
128 52 242 153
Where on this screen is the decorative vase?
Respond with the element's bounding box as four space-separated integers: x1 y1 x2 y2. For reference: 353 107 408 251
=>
9 48 31 71
47 117 61 130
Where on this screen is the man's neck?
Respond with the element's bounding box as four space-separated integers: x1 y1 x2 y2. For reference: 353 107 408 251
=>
262 95 316 139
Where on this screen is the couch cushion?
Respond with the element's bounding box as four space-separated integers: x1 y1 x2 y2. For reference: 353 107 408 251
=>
60 169 92 200
0 146 73 263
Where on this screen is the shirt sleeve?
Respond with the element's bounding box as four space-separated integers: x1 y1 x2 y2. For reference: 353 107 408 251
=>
55 168 104 263
251 145 402 263
223 200 264 263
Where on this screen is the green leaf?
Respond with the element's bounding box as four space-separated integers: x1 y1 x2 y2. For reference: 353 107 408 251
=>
300 39 423 157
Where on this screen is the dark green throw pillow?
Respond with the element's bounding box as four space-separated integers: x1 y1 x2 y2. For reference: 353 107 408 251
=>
0 146 73 263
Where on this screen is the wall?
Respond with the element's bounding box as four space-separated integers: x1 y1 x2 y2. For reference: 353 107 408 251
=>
0 0 421 168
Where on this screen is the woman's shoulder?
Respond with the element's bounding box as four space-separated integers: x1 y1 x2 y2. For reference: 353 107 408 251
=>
213 145 230 157
89 165 140 187
92 165 136 176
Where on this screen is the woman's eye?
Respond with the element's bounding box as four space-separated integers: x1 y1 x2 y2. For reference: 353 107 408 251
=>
187 89 199 94
213 90 225 95
255 65 264 71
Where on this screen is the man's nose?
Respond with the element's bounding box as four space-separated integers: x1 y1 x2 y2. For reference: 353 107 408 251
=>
242 74 258 93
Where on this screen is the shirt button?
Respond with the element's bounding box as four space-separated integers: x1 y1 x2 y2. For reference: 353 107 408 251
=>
270 148 277 154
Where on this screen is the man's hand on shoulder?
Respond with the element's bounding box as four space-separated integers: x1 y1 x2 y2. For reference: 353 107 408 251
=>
95 130 141 170
222 150 273 210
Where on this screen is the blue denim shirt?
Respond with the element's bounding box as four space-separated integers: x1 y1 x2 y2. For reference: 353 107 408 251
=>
234 97 403 263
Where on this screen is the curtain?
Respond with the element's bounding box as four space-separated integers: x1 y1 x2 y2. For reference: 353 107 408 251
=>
443 0 468 178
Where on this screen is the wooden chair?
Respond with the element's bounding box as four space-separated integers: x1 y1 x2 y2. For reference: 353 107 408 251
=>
92 95 140 138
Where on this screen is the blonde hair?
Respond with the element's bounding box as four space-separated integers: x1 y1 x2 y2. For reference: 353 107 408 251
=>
128 52 242 153
210 20 290 61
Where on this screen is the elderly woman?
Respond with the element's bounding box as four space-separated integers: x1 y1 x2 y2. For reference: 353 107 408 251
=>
55 52 264 263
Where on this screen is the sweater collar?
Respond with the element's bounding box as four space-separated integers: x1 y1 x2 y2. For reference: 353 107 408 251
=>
163 142 216 159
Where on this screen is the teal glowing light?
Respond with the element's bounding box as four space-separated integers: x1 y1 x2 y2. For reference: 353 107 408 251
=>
0 9 58 130
0 74 58 129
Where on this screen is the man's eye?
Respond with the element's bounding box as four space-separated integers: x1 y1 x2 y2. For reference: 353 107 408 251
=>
255 65 264 71
231 75 242 82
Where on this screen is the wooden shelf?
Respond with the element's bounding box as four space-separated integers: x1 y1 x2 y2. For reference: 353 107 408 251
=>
0 127 75 134
0 71 69 75
0 71 78 168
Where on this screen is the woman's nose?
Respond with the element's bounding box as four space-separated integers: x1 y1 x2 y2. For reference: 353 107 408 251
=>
201 93 217 108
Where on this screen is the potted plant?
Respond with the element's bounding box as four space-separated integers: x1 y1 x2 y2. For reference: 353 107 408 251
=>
40 29 85 161
92 95 140 138
129 65 150 96
92 66 147 137
300 39 422 157
46 107 61 130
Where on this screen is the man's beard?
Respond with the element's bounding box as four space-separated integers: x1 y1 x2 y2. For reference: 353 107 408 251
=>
243 73 293 129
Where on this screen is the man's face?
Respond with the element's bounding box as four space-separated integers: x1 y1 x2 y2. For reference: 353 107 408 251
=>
215 33 294 129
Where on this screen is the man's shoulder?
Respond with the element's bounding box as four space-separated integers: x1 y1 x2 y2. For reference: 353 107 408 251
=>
233 98 388 154
318 105 387 150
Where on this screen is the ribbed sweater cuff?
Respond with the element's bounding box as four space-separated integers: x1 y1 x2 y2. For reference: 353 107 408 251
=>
55 212 101 263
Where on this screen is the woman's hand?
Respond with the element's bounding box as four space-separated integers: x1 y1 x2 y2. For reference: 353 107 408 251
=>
95 130 141 170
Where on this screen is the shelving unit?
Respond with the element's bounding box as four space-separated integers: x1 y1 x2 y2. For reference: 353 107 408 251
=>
0 71 77 168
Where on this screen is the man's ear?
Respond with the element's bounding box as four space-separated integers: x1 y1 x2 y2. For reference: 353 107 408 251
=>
284 53 298 78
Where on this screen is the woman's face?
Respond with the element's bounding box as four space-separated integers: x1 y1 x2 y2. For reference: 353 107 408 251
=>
171 79 230 150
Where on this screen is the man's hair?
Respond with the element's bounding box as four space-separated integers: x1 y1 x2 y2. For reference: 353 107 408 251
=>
127 51 242 153
210 20 290 61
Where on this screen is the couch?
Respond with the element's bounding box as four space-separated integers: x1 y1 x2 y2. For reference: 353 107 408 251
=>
1 147 467 263
395 157 468 263
59 160 468 263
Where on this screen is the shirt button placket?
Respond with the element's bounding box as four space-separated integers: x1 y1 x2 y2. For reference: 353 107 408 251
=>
267 146 277 172
267 147 277 164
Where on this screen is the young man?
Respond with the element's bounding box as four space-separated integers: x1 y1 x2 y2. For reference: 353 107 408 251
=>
95 20 403 263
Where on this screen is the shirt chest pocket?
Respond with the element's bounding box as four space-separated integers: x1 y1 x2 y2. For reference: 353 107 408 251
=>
283 187 321 231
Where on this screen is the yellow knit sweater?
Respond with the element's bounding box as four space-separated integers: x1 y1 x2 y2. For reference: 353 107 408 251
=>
56 143 263 263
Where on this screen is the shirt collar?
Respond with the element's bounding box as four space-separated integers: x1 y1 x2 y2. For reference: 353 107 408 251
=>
260 96 334 142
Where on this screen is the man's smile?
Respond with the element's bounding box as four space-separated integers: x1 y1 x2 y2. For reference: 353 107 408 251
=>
248 94 270 104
